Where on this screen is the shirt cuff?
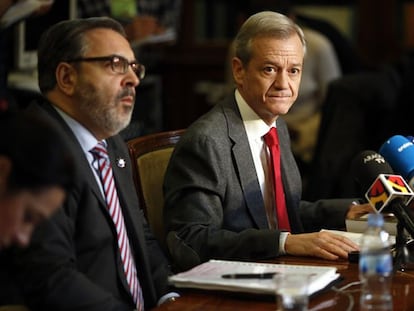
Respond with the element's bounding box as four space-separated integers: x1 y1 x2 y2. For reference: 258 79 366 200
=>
157 292 180 306
279 231 290 255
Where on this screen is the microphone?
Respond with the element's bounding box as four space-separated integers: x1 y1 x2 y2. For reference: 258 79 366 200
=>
350 150 394 197
379 135 414 189
351 150 414 237
365 174 413 214
406 136 414 143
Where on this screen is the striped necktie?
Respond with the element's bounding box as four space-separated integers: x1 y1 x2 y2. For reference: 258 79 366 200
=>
90 141 144 310
263 127 291 231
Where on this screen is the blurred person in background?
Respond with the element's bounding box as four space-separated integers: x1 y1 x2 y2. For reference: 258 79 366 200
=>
77 0 181 45
0 0 54 113
0 107 75 250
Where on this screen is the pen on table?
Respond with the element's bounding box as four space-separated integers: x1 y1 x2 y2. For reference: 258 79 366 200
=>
221 272 278 279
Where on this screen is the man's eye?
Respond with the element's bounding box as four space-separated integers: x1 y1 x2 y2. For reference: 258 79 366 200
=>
264 67 275 73
290 68 301 75
112 60 123 68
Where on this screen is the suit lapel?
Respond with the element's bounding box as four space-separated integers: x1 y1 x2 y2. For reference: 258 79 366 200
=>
223 99 269 229
106 138 156 300
276 118 304 232
106 139 143 246
105 138 143 291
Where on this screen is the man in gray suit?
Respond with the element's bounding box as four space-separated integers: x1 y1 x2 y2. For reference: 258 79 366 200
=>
163 11 372 271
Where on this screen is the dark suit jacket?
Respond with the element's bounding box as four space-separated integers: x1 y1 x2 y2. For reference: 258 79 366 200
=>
10 100 171 311
164 95 353 271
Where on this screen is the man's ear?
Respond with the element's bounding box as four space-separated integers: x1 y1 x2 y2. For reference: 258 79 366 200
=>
232 57 245 86
55 62 77 96
0 156 12 196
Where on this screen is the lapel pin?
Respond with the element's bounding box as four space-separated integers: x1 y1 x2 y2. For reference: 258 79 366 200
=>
116 158 126 168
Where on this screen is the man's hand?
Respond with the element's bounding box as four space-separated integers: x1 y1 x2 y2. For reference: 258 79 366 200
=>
346 203 375 220
284 231 359 260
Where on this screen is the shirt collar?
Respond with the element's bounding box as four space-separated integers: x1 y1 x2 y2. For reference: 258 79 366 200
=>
235 89 276 140
53 106 101 153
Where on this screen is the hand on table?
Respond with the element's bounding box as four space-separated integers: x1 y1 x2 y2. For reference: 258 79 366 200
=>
285 231 359 260
346 203 375 220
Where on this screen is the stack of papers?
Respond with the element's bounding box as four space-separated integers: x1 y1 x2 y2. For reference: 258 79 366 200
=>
345 213 398 236
169 259 339 296
322 229 396 247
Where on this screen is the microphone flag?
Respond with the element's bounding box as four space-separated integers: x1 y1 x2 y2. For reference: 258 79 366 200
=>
365 174 414 213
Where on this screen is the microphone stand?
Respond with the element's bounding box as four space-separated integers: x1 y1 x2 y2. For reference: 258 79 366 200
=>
393 221 412 271
391 202 414 271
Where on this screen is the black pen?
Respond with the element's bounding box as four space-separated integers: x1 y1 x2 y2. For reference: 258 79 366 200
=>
221 272 278 279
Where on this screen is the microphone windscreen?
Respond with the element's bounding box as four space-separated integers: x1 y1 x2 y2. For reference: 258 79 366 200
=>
350 150 393 193
379 135 414 180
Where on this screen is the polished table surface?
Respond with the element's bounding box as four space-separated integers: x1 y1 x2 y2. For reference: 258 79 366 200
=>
153 256 414 311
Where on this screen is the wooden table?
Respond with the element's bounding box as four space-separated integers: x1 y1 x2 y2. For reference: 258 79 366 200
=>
153 256 414 310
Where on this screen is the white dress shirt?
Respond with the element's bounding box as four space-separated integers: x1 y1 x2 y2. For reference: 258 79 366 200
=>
235 90 289 253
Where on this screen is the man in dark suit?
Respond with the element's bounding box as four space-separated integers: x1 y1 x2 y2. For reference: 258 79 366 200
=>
163 11 372 272
7 17 177 310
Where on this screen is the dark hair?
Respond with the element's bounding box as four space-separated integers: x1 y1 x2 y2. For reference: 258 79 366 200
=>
0 109 76 193
37 17 126 93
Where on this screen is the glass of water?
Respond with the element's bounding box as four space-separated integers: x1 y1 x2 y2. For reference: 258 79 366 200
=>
274 273 311 311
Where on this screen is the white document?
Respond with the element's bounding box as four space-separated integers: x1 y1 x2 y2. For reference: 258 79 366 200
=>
321 229 396 247
169 259 339 296
345 214 398 236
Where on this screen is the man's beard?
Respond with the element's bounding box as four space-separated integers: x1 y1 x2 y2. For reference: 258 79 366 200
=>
76 82 134 136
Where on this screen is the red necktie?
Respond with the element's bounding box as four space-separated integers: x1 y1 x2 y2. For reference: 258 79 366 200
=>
263 127 291 231
90 142 144 310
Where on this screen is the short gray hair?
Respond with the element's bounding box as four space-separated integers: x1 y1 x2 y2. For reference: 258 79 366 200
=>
234 11 306 65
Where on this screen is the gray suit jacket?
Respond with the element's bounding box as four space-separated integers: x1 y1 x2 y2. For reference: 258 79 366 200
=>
164 95 353 271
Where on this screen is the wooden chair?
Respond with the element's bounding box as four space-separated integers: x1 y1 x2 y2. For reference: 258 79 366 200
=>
127 129 185 252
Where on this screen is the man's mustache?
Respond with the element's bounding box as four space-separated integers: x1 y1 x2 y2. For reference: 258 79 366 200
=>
117 88 135 100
